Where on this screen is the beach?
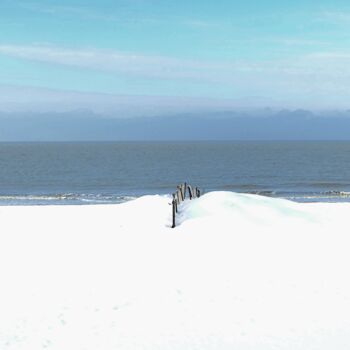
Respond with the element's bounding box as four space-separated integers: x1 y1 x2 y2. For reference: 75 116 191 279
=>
3 0 350 347
1 191 350 349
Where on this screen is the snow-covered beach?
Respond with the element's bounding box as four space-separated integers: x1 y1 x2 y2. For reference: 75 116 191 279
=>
1 191 350 349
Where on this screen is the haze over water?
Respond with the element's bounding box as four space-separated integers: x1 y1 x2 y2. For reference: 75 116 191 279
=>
1 141 350 205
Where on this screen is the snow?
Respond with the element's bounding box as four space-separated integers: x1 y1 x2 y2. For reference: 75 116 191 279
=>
1 191 350 349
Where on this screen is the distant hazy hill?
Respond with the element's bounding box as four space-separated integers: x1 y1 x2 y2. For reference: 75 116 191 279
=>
1 109 350 141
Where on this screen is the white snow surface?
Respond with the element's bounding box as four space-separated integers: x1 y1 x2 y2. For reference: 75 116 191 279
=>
1 191 350 349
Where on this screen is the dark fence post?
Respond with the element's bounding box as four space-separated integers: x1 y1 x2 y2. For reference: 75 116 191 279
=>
172 197 176 228
171 183 201 228
172 193 177 213
188 185 193 200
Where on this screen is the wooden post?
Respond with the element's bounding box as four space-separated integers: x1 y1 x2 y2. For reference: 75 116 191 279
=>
188 185 193 200
176 188 181 203
180 184 184 200
172 183 201 228
195 187 200 198
172 198 176 228
179 186 184 201
173 193 178 213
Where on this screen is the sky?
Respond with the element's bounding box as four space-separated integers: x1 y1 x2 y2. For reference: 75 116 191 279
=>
1 0 350 113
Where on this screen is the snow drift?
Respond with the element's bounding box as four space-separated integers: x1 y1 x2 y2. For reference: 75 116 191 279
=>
0 191 349 349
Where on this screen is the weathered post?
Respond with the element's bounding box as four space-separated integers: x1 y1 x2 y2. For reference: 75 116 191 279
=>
188 185 193 200
171 183 201 228
181 184 185 200
172 193 178 213
172 197 176 228
177 186 183 202
176 188 181 203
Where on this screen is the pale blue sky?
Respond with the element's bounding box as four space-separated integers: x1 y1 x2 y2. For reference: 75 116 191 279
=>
1 0 350 112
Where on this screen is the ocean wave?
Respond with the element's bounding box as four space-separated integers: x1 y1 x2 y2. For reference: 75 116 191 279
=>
0 193 137 205
1 190 350 205
288 182 350 188
285 191 350 199
263 191 350 203
247 190 277 196
242 190 350 202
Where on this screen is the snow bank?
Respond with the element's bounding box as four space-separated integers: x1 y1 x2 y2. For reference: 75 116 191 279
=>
0 191 350 349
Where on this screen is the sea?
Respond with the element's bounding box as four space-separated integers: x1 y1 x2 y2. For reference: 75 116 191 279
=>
1 141 350 205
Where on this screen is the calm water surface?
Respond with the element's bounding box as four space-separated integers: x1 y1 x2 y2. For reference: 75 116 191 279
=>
1 141 350 205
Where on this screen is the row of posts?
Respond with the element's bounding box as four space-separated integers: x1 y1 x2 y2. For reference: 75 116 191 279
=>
172 182 201 228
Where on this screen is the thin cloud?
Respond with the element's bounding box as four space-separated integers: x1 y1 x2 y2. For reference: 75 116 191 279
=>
2 44 350 104
0 44 255 82
222 37 329 48
17 1 158 23
317 11 350 24
182 19 225 29
0 84 275 114
273 38 328 47
17 1 220 29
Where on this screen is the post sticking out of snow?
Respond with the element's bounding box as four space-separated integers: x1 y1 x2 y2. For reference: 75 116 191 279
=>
171 183 201 228
172 193 177 213
188 185 193 200
176 189 181 203
177 186 184 201
172 197 176 228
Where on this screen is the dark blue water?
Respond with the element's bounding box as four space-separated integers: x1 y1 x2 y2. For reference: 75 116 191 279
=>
1 141 350 205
